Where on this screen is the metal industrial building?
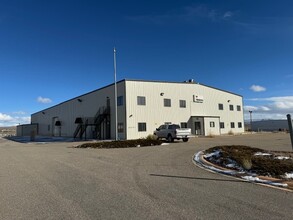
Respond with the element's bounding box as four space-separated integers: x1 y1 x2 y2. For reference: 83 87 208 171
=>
23 79 244 140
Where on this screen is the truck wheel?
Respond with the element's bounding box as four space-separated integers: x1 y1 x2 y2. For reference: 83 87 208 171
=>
183 138 189 142
167 135 174 143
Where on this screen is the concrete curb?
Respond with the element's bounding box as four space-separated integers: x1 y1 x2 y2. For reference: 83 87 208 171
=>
193 151 293 192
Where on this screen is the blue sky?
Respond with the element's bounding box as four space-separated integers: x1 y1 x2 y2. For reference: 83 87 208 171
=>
1 0 293 126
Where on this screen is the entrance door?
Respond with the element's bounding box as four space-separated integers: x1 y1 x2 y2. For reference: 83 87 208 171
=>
52 117 59 136
106 97 110 107
106 97 111 139
195 122 202 135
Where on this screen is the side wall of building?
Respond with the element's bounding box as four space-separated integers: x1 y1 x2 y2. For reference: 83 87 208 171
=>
125 81 244 139
31 82 126 139
16 124 38 136
30 80 244 140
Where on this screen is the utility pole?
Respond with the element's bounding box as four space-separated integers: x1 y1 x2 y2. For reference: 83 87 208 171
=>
287 114 293 150
113 47 118 141
249 110 253 133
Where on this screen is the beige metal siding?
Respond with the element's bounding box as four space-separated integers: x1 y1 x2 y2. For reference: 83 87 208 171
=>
31 82 126 139
125 81 244 139
31 79 244 140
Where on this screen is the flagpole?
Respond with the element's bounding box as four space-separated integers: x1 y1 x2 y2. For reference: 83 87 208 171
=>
113 47 118 141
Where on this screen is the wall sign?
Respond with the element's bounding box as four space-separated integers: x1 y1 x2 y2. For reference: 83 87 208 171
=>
193 95 204 103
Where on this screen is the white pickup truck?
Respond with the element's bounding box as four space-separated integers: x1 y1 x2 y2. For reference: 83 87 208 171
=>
154 124 191 142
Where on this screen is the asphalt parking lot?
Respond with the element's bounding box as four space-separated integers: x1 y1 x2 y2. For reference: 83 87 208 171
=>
0 133 292 220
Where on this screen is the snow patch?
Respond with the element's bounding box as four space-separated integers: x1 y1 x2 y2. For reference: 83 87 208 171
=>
242 176 288 187
275 156 291 160
242 176 262 182
204 150 221 159
284 172 293 179
254 152 271 156
194 152 237 175
194 151 290 189
226 163 237 168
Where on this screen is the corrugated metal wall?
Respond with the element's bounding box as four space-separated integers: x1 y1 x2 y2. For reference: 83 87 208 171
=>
125 81 244 139
30 80 244 140
31 82 126 139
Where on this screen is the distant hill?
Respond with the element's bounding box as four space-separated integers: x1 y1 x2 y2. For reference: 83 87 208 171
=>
0 126 16 136
245 120 289 132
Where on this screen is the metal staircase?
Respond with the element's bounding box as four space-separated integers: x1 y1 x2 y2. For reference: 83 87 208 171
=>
73 106 110 140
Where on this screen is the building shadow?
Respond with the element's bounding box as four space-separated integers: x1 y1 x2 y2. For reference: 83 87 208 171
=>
149 174 247 183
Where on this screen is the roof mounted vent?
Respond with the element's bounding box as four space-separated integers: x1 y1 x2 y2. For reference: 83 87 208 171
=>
183 79 196 83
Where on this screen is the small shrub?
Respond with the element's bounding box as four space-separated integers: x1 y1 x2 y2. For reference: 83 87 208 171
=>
240 157 252 170
145 134 158 140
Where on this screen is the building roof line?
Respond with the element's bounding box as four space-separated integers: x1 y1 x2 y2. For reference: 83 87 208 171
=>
124 79 243 97
32 79 126 115
32 78 242 115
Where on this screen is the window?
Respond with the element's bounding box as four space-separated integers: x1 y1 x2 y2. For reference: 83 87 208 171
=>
137 96 146 105
179 100 186 108
48 125 50 131
164 98 171 107
229 105 234 111
238 122 242 128
169 124 180 129
231 122 235 128
158 125 167 130
118 122 124 133
220 122 225 129
138 123 146 132
117 96 123 106
218 103 224 110
210 122 215 127
181 122 188 128
237 105 241 111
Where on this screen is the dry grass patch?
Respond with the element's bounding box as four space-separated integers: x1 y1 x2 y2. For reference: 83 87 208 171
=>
205 145 293 179
76 139 163 149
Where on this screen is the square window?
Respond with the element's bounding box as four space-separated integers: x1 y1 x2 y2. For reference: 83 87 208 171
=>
138 123 146 132
218 103 224 110
137 96 146 105
181 122 188 128
237 105 241 111
118 122 124 133
164 98 171 107
238 122 242 128
220 122 225 129
231 122 235 128
179 100 186 108
210 122 215 127
229 105 234 111
117 96 123 106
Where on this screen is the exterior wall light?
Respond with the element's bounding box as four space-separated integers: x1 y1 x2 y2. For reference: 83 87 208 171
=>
55 121 61 126
75 117 83 124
